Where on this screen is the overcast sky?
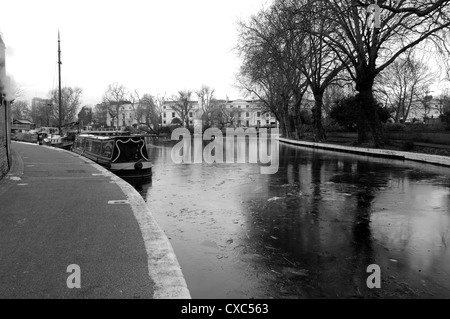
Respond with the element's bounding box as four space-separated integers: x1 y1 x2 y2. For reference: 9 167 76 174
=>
1 0 271 106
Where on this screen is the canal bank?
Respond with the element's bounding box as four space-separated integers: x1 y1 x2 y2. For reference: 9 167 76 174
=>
0 142 190 299
277 137 450 167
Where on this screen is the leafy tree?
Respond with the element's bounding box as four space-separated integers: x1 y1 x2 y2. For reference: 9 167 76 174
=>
78 106 93 127
330 95 390 135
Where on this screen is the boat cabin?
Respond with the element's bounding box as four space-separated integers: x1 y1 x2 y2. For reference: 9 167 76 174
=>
72 134 152 178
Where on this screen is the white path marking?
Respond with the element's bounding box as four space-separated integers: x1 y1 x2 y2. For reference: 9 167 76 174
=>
108 200 130 205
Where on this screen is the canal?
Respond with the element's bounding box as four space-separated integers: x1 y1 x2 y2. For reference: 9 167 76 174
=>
131 139 450 299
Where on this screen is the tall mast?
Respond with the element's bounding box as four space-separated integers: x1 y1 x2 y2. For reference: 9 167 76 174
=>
58 30 62 132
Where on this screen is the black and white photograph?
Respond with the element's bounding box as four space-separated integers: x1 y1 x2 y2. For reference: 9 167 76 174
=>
1 0 450 306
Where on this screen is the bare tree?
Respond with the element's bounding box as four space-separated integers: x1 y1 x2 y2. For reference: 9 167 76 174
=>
282 0 348 140
128 90 141 123
154 94 166 117
171 90 194 128
103 83 128 127
375 53 434 123
236 4 308 138
137 94 159 130
210 103 240 128
300 0 450 146
49 86 83 124
29 101 54 127
196 85 216 127
10 100 30 121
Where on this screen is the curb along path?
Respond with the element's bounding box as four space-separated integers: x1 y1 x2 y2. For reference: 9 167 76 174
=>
75 149 192 299
277 137 450 167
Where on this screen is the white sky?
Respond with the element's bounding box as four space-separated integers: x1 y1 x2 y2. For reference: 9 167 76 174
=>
1 0 272 106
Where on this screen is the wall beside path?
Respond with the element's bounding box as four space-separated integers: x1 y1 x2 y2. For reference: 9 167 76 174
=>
0 35 11 180
0 99 11 179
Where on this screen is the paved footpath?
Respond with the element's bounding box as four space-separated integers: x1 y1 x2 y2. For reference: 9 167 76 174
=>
0 142 190 299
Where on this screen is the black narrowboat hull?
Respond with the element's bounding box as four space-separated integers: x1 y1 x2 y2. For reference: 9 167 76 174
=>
71 134 152 180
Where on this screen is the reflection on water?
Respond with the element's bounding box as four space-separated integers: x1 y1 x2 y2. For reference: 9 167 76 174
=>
134 139 450 298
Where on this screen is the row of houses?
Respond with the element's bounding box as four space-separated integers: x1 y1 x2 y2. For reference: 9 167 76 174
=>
161 99 278 129
104 98 279 130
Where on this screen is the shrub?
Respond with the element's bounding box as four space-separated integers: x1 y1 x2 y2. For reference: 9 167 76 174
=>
158 126 172 134
329 94 389 132
401 141 415 151
440 111 450 124
299 110 313 125
324 121 349 132
384 123 406 132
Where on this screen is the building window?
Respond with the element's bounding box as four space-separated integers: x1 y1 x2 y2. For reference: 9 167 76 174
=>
246 112 249 117
257 112 261 117
189 120 193 125
172 112 175 118
246 120 249 127
123 121 126 126
238 106 241 108
163 106 166 110
189 112 193 118
163 120 166 124
163 113 166 118
238 112 242 118
266 120 269 124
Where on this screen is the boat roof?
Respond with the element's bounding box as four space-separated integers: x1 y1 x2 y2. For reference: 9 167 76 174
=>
77 134 115 140
77 134 147 141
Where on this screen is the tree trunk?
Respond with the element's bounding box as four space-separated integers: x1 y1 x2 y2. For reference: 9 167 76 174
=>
293 103 303 140
283 108 292 139
359 88 384 147
356 101 369 144
355 71 384 147
313 93 326 141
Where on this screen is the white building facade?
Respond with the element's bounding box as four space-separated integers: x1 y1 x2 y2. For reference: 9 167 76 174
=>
105 103 145 128
161 98 278 128
403 98 446 123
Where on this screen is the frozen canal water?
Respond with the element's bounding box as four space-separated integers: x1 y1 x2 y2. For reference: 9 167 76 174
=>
131 140 450 298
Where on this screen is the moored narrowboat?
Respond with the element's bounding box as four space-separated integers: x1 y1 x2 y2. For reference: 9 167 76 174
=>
72 134 152 179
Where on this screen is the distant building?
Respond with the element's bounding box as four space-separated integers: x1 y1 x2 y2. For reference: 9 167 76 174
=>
161 99 201 128
403 98 445 123
32 97 52 109
12 119 35 131
161 98 278 128
105 102 145 128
